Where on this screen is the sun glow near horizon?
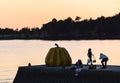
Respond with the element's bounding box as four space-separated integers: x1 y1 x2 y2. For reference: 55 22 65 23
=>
0 0 120 29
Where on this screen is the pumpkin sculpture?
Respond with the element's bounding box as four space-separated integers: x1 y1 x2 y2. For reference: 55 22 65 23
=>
45 43 72 66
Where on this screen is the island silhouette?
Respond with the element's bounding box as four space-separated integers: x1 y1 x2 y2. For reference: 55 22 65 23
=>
0 13 120 40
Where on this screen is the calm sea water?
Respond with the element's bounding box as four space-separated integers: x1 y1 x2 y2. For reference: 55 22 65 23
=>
0 40 120 83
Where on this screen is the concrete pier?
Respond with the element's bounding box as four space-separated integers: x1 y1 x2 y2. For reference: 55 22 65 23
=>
13 65 120 83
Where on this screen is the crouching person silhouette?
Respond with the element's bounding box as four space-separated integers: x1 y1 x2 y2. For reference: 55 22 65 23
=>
74 59 83 76
99 53 109 69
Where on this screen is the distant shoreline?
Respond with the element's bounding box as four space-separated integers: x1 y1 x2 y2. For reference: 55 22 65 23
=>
0 38 120 40
0 35 120 40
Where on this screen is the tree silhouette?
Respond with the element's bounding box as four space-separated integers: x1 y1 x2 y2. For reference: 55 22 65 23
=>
0 12 120 40
75 16 81 22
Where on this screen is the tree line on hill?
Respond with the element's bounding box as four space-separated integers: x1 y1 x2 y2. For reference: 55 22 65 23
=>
0 13 120 40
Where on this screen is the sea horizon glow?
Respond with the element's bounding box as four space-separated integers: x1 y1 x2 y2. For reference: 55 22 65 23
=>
0 0 120 29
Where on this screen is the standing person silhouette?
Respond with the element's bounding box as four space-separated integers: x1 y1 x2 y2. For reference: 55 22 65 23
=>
87 48 93 66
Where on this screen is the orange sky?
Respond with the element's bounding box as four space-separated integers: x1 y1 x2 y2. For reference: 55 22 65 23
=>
0 0 120 29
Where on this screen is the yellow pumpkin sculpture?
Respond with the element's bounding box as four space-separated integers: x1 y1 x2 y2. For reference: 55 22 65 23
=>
45 43 72 66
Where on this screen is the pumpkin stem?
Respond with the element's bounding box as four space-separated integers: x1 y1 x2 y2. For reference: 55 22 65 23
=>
55 43 59 48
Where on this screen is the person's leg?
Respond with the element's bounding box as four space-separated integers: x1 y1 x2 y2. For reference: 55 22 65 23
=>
101 60 105 68
105 58 108 68
105 61 107 68
89 57 92 65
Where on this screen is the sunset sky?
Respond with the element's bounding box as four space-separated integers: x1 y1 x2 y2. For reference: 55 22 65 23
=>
0 0 120 29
